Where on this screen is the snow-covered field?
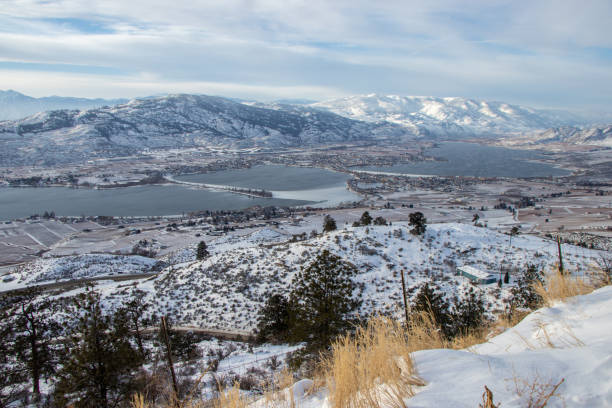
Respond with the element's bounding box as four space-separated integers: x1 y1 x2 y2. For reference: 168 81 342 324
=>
282 285 612 407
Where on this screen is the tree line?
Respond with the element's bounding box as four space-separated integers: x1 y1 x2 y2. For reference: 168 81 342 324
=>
0 286 202 408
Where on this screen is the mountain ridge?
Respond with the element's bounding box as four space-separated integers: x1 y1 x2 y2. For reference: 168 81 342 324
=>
0 89 128 121
0 93 412 166
311 94 588 138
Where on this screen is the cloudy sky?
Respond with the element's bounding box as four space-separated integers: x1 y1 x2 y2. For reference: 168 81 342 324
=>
1 0 611 109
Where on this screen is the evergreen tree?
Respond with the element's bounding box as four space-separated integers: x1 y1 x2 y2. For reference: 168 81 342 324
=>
256 294 291 344
504 271 510 284
158 317 201 362
120 290 150 360
322 215 337 233
409 212 427 235
54 289 143 408
289 250 361 350
10 288 61 403
452 287 486 334
511 264 544 310
196 241 209 260
0 296 22 407
373 216 387 226
411 282 453 338
359 211 372 226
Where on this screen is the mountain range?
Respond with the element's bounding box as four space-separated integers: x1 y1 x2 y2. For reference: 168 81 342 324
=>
0 90 128 121
0 94 409 166
1 91 609 167
311 94 587 137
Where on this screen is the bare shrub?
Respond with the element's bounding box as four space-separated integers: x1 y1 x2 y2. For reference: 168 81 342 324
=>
512 372 565 408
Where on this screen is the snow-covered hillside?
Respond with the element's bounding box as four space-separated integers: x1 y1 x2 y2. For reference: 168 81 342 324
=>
506 124 612 147
0 94 411 166
0 89 126 121
280 285 612 408
2 254 161 291
312 94 585 138
42 222 599 332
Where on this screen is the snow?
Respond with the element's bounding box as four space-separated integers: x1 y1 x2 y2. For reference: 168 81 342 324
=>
1 253 159 291
61 221 603 333
269 286 612 407
312 94 584 137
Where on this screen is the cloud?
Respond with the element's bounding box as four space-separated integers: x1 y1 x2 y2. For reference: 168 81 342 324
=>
0 69 344 100
0 0 610 108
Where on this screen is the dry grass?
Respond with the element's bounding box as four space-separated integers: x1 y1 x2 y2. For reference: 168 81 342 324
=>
213 383 249 408
321 316 426 408
512 372 565 408
260 368 299 408
533 270 593 307
478 385 500 408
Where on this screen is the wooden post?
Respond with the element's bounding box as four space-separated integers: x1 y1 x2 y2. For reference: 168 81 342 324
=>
401 269 409 324
557 237 564 274
160 316 179 402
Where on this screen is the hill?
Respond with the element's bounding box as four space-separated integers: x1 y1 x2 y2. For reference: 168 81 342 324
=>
312 94 586 138
0 94 411 166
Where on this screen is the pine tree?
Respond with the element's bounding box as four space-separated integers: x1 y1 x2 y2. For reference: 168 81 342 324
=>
54 289 142 408
360 211 372 226
120 290 150 360
411 282 453 338
0 295 22 407
511 264 544 309
409 212 427 235
322 215 337 233
452 287 486 334
504 270 510 284
373 216 387 226
289 250 362 350
10 288 61 403
256 294 291 344
196 241 209 260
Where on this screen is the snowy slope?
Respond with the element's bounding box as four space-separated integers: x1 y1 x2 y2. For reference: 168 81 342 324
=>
312 94 585 138
0 89 127 121
3 254 160 291
0 94 412 166
92 222 601 331
507 125 612 147
280 285 612 408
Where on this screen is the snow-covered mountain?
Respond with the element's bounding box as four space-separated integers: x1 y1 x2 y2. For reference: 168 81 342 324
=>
516 125 612 147
0 94 411 166
311 94 586 138
0 90 127 121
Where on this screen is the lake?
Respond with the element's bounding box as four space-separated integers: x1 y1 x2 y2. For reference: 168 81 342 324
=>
357 142 571 178
0 166 360 220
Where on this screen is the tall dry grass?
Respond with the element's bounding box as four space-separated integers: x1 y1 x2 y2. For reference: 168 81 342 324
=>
213 383 249 408
533 270 593 307
321 316 430 408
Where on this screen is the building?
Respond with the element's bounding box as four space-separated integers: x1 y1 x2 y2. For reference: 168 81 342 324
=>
457 265 497 284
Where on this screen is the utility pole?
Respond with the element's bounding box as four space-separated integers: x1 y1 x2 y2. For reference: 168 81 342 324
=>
400 269 409 324
160 316 179 402
557 236 564 275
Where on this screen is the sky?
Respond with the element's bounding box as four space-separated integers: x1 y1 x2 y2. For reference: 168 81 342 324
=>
0 0 611 110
